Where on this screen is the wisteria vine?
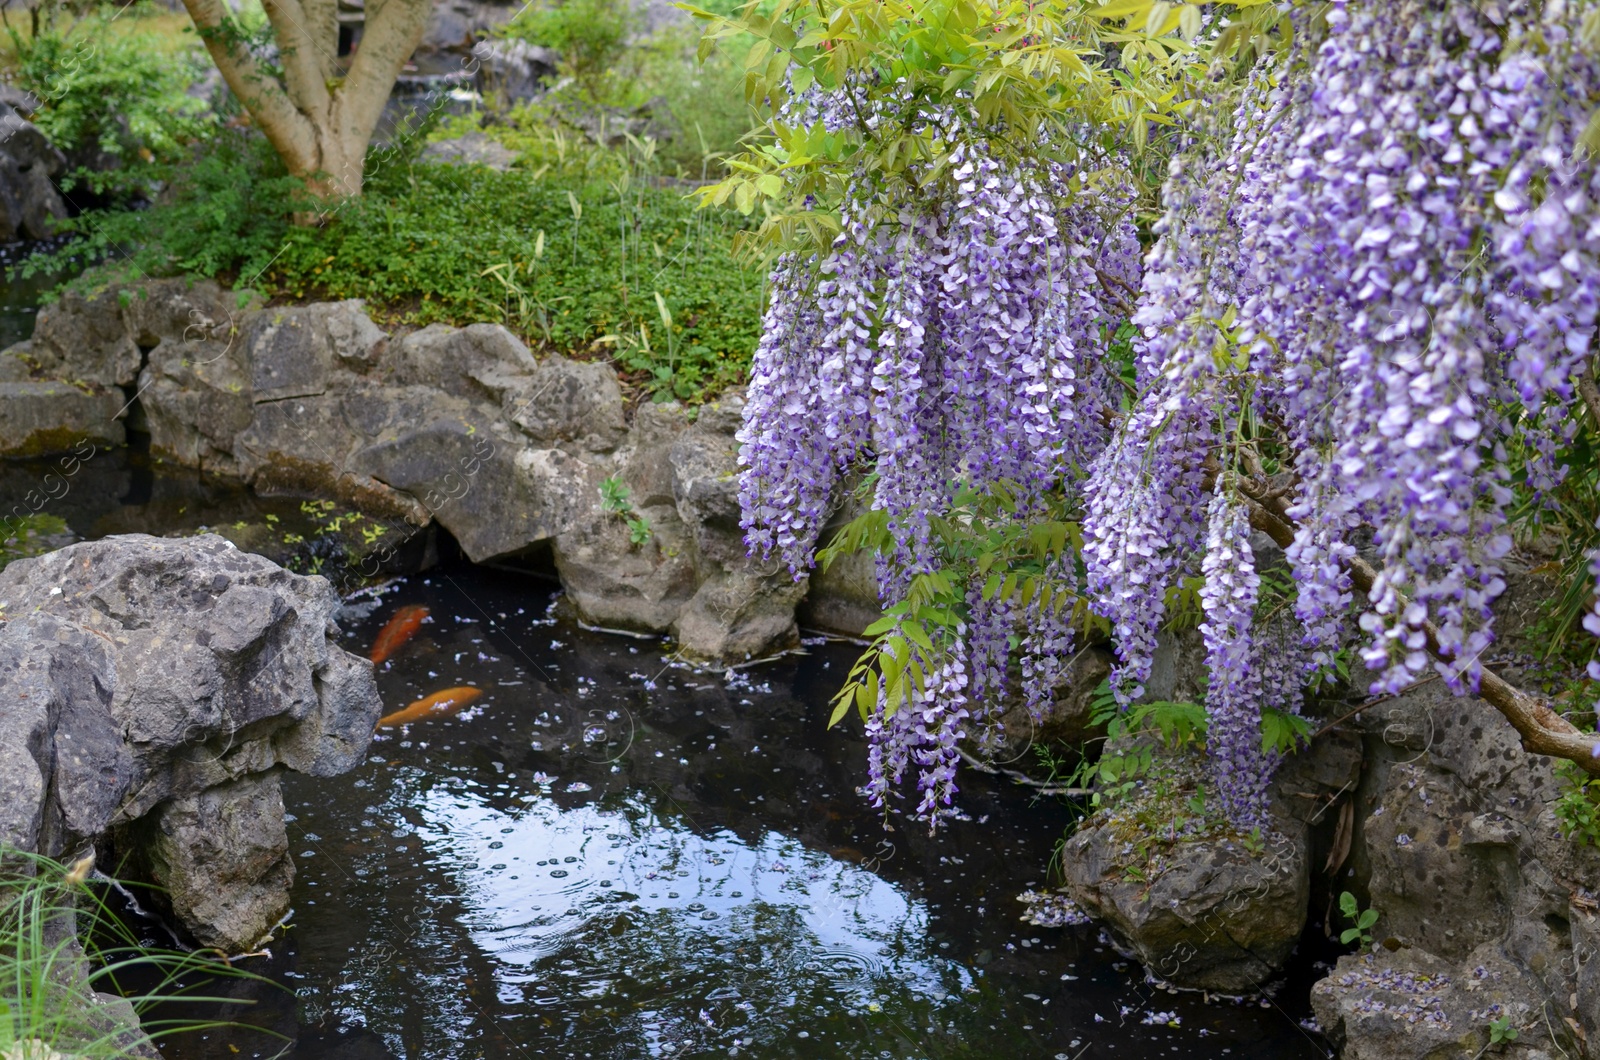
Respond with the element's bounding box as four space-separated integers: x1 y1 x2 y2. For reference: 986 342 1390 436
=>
736 0 1600 829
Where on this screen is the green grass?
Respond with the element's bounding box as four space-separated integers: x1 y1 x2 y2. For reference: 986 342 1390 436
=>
0 849 275 1058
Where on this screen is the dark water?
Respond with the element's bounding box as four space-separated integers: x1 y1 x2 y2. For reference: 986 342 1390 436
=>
1 445 1334 1060
141 567 1331 1060
0 448 433 585
0 239 78 348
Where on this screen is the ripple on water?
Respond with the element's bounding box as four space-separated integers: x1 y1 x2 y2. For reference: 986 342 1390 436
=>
146 568 1333 1060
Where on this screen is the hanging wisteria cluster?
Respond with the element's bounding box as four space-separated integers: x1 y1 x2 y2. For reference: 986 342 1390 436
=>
1082 0 1600 823
737 0 1600 829
1588 538 1600 715
736 86 1139 823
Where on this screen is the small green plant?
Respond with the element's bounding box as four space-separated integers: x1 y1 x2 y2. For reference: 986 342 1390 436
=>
0 515 70 572
0 848 276 1056
599 476 652 545
1554 761 1600 847
1339 891 1380 948
1241 827 1267 857
497 0 634 94
1488 1016 1518 1044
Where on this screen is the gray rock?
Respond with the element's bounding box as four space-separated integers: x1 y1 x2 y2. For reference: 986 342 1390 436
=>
0 534 381 950
418 0 518 53
241 300 388 399
118 278 247 350
797 544 879 637
502 354 627 452
348 396 602 563
390 322 537 404
0 102 66 241
0 381 125 457
1310 946 1580 1060
670 566 807 663
421 130 521 171
793 483 880 638
140 338 253 474
233 389 428 525
553 504 699 632
27 278 247 390
620 400 693 506
471 38 558 102
661 395 809 662
323 299 390 369
0 341 33 381
669 428 744 567
1317 674 1600 1058
1061 762 1311 992
1058 731 1360 993
28 288 143 389
247 308 334 401
0 84 42 116
133 771 294 953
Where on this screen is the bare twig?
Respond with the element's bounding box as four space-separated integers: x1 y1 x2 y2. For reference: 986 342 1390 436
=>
957 747 1091 797
1240 479 1600 776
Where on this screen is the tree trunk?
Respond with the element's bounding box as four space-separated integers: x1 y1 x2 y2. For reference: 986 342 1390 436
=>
181 0 434 211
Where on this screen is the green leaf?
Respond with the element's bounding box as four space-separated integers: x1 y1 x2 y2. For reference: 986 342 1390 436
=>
863 615 897 637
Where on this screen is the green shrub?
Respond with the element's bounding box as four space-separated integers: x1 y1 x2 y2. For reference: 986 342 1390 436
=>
38 127 304 285
498 0 634 93
3 8 214 195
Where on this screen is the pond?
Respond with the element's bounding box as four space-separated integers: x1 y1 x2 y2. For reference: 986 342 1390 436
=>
2 451 1335 1060
0 238 80 349
140 565 1330 1060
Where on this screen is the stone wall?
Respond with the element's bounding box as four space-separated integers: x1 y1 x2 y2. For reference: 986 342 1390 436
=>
0 279 833 663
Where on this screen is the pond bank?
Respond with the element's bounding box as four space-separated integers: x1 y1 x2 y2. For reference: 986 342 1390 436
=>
5 274 1594 1060
0 278 834 667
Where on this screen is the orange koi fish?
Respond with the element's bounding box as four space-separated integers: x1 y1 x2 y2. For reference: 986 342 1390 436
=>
369 605 429 664
376 686 483 729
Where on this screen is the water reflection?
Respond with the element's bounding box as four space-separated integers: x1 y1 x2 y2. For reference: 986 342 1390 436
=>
210 569 1330 1060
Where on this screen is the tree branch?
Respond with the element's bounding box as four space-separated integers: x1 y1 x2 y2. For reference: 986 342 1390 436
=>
338 0 433 152
262 0 333 118
1236 477 1600 776
182 0 318 174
